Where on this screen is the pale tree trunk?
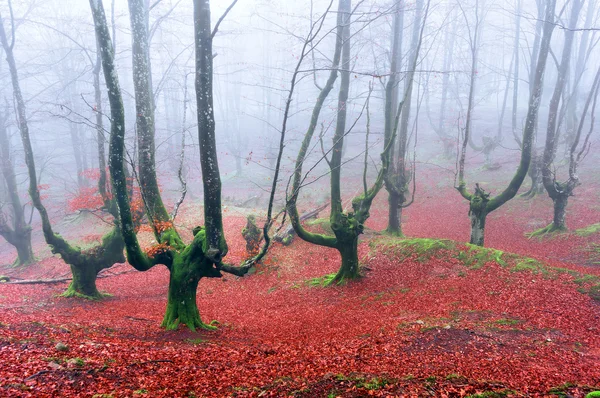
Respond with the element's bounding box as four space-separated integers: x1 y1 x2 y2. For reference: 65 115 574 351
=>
541 0 584 230
0 112 34 266
384 0 403 235
457 0 557 246
0 8 124 297
386 0 423 235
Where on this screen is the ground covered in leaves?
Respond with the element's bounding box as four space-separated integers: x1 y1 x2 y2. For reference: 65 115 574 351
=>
1 167 600 397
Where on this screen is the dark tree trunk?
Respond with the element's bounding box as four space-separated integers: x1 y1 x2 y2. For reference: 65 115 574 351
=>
386 191 402 236
195 0 227 261
552 193 568 231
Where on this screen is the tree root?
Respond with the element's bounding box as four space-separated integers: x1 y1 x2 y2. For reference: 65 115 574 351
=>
526 223 567 239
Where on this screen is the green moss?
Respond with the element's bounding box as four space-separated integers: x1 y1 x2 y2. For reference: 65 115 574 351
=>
305 217 333 234
445 373 465 381
526 223 567 239
458 244 508 269
68 357 85 367
186 338 207 345
307 273 339 287
575 223 600 237
133 389 148 395
586 392 600 398
466 391 514 398
512 258 547 275
374 237 455 262
58 287 108 300
492 318 521 326
359 377 391 390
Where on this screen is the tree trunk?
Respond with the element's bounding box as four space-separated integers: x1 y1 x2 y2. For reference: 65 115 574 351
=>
195 0 227 261
469 207 487 246
235 155 242 177
13 232 34 266
386 191 402 236
61 264 102 299
552 193 568 231
161 256 213 331
333 235 359 283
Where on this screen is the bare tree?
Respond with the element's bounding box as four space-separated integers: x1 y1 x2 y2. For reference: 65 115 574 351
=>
0 9 125 298
288 0 430 282
384 0 424 236
0 108 34 266
92 0 250 331
456 0 557 246
536 0 591 235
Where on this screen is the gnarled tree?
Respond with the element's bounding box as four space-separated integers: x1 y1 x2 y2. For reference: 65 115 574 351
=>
456 0 557 246
288 0 430 283
90 0 249 330
0 10 125 298
0 108 34 266
538 0 587 234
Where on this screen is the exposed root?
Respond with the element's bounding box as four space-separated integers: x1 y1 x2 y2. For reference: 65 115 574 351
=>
526 223 567 239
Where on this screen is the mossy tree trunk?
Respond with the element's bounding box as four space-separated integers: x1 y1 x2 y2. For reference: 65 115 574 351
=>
161 250 209 331
63 264 102 299
288 0 430 283
194 0 228 262
540 0 583 225
384 0 422 235
334 232 359 283
386 192 403 237
93 0 250 329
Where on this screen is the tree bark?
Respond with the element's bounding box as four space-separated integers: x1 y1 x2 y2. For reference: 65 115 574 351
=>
195 0 227 262
457 0 557 246
552 193 568 231
161 253 212 331
0 111 34 266
0 5 125 297
334 234 359 283
128 0 170 227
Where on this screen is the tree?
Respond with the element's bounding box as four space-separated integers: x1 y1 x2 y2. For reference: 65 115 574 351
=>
0 108 34 266
90 0 249 330
0 8 125 298
288 0 430 283
537 0 593 234
384 0 425 236
456 0 557 246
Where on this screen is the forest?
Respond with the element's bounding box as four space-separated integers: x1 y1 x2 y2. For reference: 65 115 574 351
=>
0 0 600 396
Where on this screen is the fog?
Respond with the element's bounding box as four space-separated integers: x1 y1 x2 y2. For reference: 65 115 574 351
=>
1 0 599 257
1 0 600 394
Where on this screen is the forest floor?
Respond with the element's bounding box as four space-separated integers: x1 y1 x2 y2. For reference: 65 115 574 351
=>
1 164 600 397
